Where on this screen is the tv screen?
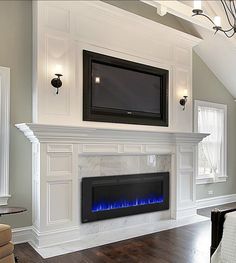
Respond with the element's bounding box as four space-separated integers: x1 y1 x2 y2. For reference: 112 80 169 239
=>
92 62 161 115
83 50 169 126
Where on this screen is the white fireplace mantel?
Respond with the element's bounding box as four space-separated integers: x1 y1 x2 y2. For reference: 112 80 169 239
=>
16 123 208 145
16 123 208 252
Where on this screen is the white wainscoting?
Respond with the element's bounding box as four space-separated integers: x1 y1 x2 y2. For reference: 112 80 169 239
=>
33 0 201 132
0 67 10 205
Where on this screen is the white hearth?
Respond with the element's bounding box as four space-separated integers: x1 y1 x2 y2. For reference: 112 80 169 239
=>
17 123 208 257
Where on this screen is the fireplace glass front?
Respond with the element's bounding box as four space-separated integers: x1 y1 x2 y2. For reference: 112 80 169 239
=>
82 172 169 223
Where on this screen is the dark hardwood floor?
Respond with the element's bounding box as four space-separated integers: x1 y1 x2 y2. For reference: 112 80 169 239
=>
15 221 211 263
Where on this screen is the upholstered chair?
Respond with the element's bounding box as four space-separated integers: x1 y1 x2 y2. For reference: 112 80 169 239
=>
0 224 15 263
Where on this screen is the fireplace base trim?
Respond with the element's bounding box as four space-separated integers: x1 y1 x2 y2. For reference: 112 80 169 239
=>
30 215 209 258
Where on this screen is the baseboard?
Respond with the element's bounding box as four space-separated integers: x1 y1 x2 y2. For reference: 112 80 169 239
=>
196 194 236 209
12 226 33 244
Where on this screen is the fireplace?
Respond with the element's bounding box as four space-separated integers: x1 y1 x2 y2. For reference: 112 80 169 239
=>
17 123 207 249
82 172 169 223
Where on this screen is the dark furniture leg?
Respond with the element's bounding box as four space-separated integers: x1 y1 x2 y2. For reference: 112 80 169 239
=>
211 207 236 256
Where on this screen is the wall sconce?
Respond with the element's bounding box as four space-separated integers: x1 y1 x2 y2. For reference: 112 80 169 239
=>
51 64 63 94
179 89 188 111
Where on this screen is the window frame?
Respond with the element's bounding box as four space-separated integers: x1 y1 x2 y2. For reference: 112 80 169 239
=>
0 67 10 205
194 100 227 185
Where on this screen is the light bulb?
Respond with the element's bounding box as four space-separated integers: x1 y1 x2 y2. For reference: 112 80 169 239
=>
194 0 202 10
95 77 100 84
55 64 63 75
183 89 188 97
214 16 221 27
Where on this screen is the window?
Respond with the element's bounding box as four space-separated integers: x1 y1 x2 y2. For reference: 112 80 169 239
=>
0 67 10 205
194 100 227 184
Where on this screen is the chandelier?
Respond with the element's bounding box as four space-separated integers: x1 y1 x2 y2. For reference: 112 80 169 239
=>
192 0 236 38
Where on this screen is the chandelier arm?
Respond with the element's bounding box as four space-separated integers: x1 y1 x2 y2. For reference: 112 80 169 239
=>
224 30 235 37
229 0 236 24
229 0 236 16
221 0 235 27
217 26 235 36
230 0 236 27
192 13 215 25
223 0 234 16
224 0 234 16
233 0 236 14
221 27 235 32
218 27 234 33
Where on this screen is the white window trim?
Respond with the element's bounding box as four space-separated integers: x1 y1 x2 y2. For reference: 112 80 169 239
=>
194 100 227 185
0 67 10 205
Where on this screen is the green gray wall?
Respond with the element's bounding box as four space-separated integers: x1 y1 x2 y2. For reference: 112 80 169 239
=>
0 1 32 227
193 51 236 200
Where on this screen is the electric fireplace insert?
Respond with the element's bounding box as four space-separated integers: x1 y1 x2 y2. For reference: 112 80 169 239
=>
82 172 169 223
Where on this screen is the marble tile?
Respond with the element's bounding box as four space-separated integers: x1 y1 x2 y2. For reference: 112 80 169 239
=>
77 154 172 238
78 156 101 177
98 217 127 232
100 156 123 176
148 210 171 222
79 221 100 235
78 154 171 178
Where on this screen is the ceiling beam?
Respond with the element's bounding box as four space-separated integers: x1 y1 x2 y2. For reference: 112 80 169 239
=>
140 0 213 30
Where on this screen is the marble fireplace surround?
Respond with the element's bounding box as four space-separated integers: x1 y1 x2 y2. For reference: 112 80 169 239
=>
16 123 208 257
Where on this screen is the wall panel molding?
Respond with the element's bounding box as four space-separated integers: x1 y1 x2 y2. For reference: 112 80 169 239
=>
0 67 10 205
34 1 201 132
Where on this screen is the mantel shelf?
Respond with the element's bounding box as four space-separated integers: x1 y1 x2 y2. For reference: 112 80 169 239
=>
16 123 209 144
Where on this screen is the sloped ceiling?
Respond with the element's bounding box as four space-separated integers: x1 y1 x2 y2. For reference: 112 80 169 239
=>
106 0 236 98
143 0 236 98
180 0 236 99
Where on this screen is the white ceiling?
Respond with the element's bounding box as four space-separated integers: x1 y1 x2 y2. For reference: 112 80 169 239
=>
142 0 236 98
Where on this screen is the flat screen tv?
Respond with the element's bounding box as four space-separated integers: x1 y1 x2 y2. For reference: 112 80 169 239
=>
83 50 169 126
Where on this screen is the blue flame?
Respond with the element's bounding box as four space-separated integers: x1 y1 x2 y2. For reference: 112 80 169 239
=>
92 196 164 212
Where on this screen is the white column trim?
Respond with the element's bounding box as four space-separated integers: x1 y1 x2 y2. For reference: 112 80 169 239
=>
0 66 10 205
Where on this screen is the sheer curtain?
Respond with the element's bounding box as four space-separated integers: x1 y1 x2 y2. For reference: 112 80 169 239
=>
198 106 224 177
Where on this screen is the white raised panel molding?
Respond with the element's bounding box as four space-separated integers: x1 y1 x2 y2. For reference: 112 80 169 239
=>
47 144 73 153
47 180 72 225
175 145 197 218
45 6 70 33
81 144 119 155
0 67 10 205
33 0 201 132
174 46 191 67
47 153 73 176
123 144 143 154
16 123 207 248
173 67 192 131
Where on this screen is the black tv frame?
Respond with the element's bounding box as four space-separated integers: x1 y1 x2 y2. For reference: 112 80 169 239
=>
83 50 169 127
